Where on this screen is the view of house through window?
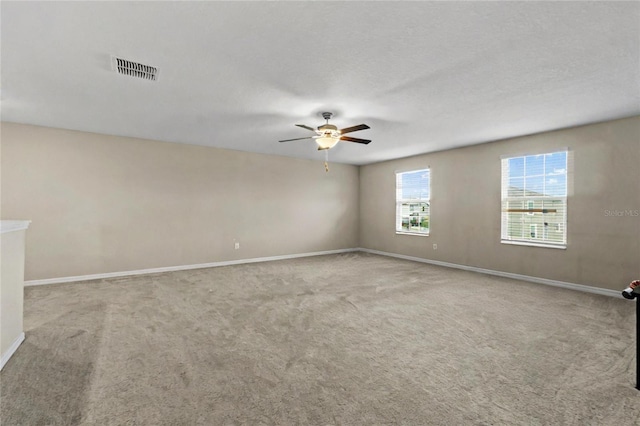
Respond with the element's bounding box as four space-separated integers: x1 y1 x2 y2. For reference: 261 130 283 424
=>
396 168 430 235
501 151 568 247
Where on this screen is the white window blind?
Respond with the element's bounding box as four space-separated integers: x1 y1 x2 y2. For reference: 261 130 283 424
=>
396 169 430 235
501 151 568 247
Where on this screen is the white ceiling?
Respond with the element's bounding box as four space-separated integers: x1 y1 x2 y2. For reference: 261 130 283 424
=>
2 1 639 165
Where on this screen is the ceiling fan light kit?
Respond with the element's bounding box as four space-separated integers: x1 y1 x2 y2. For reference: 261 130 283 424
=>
278 112 371 171
316 136 340 150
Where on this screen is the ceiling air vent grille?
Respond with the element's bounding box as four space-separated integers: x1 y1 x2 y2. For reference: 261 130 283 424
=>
111 56 158 81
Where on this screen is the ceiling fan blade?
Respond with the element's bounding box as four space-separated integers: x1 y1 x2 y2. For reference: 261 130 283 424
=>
339 124 370 135
295 124 316 132
340 136 371 144
279 137 314 143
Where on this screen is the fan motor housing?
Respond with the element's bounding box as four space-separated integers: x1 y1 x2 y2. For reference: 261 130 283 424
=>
318 124 338 131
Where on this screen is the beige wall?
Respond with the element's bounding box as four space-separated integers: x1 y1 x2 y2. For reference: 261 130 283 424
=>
360 116 640 291
3 118 638 291
1 123 359 281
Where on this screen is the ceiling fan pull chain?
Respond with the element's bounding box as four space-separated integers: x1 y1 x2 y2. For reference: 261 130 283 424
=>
324 149 330 172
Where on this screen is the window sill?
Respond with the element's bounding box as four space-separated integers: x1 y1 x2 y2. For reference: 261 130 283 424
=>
501 240 566 250
396 231 430 237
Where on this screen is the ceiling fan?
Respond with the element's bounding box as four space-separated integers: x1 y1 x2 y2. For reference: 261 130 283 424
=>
279 112 371 150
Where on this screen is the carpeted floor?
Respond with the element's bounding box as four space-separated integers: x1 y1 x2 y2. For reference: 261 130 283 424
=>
1 252 638 425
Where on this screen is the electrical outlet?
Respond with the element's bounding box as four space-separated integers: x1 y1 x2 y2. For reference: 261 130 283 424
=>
433 243 437 250
234 242 240 250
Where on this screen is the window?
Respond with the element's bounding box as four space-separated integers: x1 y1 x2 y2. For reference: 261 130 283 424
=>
396 169 430 235
501 151 567 248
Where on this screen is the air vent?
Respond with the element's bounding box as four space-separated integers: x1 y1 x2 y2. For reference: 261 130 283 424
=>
111 56 159 81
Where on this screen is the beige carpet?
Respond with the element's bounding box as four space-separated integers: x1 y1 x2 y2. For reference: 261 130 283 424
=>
1 252 638 425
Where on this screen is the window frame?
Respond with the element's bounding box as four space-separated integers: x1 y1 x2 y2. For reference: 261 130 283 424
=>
500 151 568 249
395 168 431 236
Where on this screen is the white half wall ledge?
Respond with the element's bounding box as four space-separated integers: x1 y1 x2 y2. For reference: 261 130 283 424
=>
0 332 25 371
0 220 31 234
358 248 622 299
24 248 361 286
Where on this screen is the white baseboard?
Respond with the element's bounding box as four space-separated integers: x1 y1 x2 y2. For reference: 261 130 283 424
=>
1 332 25 370
358 248 622 299
24 247 621 299
24 248 360 286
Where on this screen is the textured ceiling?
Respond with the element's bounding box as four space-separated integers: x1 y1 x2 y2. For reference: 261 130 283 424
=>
2 1 639 165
